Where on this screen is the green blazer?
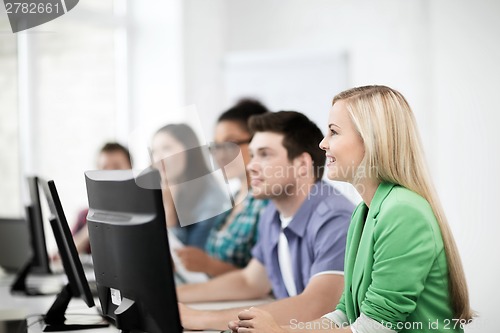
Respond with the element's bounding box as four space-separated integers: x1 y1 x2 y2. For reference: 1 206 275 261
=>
336 182 463 332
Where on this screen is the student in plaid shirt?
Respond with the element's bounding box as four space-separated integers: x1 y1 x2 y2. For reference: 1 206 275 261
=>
205 191 268 270
176 99 269 277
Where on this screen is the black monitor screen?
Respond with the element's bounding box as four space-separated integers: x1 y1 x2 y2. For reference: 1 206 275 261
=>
85 169 182 333
41 179 94 305
0 218 31 272
26 176 52 274
40 179 108 332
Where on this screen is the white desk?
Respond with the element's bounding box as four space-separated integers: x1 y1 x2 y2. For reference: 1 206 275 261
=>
0 272 270 333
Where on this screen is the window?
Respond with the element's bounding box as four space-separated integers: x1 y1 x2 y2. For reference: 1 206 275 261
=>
0 18 20 217
0 0 128 224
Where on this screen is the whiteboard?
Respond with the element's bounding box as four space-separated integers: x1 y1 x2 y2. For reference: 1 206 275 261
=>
223 49 349 130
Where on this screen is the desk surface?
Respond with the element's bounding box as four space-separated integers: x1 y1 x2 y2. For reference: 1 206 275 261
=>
0 272 271 333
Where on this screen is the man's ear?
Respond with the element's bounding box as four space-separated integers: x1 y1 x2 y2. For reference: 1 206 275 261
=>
293 152 314 178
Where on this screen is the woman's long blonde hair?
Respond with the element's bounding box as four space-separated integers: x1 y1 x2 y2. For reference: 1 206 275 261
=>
333 85 472 321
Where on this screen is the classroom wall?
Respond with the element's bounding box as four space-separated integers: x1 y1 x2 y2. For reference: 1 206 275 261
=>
184 0 434 154
430 1 500 331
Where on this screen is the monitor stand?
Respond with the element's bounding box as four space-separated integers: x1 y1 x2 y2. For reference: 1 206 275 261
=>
42 284 109 332
10 258 53 296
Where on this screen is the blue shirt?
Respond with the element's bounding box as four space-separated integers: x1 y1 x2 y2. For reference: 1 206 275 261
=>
251 181 354 299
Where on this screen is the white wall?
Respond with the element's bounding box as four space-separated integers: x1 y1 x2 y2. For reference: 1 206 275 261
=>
128 0 184 128
126 0 187 169
220 0 434 205
430 1 500 331
182 0 227 138
183 0 499 330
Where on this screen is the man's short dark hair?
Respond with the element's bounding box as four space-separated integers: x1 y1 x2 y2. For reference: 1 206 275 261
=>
100 142 132 166
248 111 325 181
217 98 269 134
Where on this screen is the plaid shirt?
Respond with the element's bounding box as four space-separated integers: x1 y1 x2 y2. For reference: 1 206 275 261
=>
205 193 268 268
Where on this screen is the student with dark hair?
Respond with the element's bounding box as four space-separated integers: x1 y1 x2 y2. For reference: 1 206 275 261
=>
71 142 132 254
217 98 270 132
99 142 132 168
176 99 270 277
151 123 227 249
177 111 354 331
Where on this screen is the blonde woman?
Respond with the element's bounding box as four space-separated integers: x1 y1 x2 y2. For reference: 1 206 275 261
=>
230 86 472 333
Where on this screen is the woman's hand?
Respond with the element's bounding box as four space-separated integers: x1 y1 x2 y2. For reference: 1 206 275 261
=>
176 246 212 273
229 308 287 333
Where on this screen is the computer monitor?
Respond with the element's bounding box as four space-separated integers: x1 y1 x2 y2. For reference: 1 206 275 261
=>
39 179 108 332
11 177 53 295
0 217 31 272
27 176 52 274
85 169 183 333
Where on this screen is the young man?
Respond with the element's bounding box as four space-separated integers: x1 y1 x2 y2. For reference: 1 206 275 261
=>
72 142 132 253
177 111 354 330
